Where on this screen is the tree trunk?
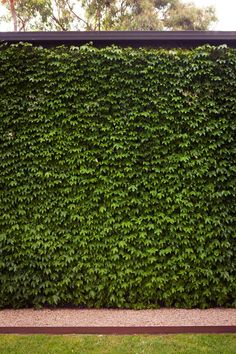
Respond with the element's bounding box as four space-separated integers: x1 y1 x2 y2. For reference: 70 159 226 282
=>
10 0 17 31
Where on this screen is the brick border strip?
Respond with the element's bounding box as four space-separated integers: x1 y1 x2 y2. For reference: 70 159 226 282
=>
1 326 236 335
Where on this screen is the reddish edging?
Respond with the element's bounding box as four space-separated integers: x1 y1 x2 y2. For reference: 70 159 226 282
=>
0 326 236 335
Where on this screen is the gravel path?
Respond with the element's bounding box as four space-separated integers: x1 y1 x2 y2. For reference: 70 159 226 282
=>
0 308 235 327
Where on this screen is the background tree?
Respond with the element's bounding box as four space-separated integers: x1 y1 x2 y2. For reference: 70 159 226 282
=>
1 0 86 31
82 0 216 30
2 0 17 30
1 0 217 31
164 1 217 30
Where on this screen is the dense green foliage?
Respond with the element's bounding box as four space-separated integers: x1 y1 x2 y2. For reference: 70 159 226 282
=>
0 43 235 308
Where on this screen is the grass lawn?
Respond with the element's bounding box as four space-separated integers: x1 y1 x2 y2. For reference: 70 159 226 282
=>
0 334 235 354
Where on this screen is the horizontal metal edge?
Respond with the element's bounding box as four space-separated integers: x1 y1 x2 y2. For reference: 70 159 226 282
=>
0 326 236 335
0 31 236 48
1 31 236 39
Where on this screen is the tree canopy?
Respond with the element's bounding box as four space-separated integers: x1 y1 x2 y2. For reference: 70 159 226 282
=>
1 0 217 31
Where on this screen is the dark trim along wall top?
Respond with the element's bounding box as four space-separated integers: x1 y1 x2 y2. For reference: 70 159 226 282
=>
0 31 236 48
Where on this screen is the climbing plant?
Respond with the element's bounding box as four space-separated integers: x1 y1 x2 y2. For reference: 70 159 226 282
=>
0 43 235 308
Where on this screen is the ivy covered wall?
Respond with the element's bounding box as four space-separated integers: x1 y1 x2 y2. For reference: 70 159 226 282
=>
0 43 235 308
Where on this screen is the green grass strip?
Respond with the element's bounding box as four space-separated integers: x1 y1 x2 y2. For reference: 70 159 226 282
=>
0 334 236 354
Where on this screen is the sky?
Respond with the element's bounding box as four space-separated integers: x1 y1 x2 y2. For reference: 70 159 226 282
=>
184 0 236 30
0 0 236 31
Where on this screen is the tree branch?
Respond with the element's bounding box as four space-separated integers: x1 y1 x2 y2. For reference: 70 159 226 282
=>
17 15 27 31
51 14 68 31
65 0 94 30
